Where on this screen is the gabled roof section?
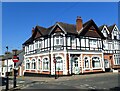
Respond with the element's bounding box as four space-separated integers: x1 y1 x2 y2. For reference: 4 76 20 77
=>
99 25 106 31
57 22 77 34
108 24 116 33
23 25 47 45
79 19 105 39
48 22 77 35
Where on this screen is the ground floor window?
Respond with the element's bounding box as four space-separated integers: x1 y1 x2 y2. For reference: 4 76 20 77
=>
56 56 63 70
38 59 41 70
114 55 120 65
43 58 49 70
74 57 78 67
92 57 101 68
84 56 90 68
31 59 36 69
26 60 30 69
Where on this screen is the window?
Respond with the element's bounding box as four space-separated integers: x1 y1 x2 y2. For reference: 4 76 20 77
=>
26 60 30 69
74 58 78 67
71 37 75 44
56 57 63 70
89 39 97 46
39 41 41 48
92 57 101 68
84 57 90 68
114 36 117 40
45 39 48 48
38 59 41 70
43 58 49 70
31 59 36 69
54 36 63 45
114 54 120 65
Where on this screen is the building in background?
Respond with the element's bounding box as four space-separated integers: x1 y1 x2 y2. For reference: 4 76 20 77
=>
0 50 24 77
99 24 120 72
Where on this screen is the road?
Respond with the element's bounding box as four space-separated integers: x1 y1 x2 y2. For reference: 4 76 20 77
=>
19 73 120 90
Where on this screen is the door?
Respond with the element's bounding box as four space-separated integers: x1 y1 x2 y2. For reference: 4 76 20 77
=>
104 59 110 68
72 57 80 74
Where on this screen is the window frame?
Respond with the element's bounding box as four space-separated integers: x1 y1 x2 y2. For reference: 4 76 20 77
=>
92 56 102 69
42 57 49 71
84 56 90 69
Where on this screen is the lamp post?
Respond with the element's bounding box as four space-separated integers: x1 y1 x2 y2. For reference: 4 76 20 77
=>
53 54 57 79
6 46 9 90
12 49 17 88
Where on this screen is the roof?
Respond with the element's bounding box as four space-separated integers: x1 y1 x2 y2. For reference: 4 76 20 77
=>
3 49 24 60
23 19 106 45
99 25 106 31
108 24 116 33
57 22 77 34
79 19 105 39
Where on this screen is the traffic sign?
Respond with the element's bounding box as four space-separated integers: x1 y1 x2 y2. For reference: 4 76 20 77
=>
13 56 19 63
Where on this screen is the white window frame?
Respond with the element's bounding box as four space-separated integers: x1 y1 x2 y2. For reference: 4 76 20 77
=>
31 58 36 70
54 36 63 46
55 56 63 71
26 60 30 70
91 56 102 69
83 56 90 69
42 57 49 71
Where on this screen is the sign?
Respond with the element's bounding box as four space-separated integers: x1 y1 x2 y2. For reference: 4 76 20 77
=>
13 55 19 63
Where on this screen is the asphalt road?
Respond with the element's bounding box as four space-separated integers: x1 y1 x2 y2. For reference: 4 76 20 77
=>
20 73 120 90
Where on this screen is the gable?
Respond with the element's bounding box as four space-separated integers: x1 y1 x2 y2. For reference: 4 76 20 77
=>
49 23 66 35
85 26 101 38
112 25 119 34
80 20 105 39
102 26 109 34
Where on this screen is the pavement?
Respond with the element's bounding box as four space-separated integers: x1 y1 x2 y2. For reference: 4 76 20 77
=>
1 72 120 90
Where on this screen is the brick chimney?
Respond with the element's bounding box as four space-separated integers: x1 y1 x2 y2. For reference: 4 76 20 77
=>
32 27 35 35
76 16 83 32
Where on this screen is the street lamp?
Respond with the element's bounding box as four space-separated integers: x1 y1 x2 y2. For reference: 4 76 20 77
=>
12 49 17 88
6 46 9 90
53 54 57 79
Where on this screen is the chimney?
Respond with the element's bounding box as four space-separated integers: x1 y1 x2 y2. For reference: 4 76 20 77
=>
76 16 83 32
32 27 35 35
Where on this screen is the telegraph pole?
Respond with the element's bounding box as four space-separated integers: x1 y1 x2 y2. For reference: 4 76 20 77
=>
6 46 9 90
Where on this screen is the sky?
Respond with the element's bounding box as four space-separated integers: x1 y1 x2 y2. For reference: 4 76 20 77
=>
1 2 119 55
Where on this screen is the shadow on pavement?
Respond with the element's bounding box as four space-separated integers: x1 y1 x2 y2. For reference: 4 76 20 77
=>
110 87 120 91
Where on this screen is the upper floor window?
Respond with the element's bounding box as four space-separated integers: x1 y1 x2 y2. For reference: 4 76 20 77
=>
71 37 75 44
114 36 117 40
89 39 97 46
54 36 63 45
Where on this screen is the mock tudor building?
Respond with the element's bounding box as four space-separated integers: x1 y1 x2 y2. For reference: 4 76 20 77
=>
23 16 107 76
99 24 120 72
